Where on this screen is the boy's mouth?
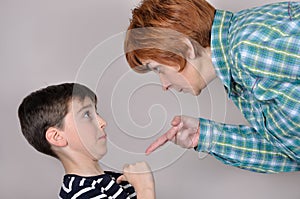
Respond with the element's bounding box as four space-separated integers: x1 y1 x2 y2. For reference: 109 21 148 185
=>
98 135 107 140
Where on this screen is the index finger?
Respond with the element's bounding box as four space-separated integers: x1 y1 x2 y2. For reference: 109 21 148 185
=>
145 125 179 155
171 116 181 126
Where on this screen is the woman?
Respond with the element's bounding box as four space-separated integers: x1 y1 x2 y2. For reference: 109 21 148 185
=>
124 0 300 173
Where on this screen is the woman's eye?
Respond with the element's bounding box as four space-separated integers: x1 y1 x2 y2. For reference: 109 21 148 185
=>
153 67 160 73
146 63 161 74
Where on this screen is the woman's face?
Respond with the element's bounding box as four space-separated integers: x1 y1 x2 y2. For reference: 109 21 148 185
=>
143 58 209 96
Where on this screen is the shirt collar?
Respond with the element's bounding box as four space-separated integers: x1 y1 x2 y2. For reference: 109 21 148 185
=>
211 10 234 92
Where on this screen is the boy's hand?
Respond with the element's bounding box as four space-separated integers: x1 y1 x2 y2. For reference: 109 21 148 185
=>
117 162 155 198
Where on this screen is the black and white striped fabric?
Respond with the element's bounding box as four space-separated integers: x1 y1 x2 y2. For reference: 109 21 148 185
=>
59 171 136 199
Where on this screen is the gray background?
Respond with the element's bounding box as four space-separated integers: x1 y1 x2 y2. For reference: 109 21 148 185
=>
1 0 300 198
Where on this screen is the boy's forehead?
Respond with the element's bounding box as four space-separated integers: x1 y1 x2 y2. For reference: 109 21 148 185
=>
68 97 96 111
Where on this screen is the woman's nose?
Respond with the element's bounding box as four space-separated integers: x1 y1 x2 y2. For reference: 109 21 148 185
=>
159 75 170 91
162 84 170 91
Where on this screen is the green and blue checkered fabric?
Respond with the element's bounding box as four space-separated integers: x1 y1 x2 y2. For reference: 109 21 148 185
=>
197 2 300 173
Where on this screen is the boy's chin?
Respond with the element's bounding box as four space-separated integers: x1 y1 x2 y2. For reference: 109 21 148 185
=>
93 150 108 161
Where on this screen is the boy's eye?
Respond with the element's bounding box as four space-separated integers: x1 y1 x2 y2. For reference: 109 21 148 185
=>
83 111 92 118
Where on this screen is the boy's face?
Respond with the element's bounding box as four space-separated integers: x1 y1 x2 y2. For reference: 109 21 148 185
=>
63 97 107 160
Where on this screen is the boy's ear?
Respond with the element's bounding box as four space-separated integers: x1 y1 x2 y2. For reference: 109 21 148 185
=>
45 127 67 147
183 38 196 59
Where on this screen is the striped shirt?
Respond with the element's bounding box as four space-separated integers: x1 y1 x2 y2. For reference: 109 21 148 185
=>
59 171 136 199
196 2 300 173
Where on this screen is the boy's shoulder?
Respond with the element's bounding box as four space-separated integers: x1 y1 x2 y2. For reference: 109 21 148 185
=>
59 171 136 199
61 170 122 181
104 170 122 180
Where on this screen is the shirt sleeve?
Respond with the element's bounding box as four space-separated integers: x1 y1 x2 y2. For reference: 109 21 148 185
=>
195 118 300 173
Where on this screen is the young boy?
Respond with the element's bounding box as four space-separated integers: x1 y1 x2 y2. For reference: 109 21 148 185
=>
18 82 155 199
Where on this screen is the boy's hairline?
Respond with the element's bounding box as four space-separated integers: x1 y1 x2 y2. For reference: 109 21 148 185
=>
59 95 98 126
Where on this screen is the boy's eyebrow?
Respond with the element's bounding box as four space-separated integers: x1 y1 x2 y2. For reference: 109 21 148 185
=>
76 104 94 114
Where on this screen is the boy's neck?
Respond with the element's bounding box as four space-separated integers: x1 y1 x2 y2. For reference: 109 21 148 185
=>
60 155 105 176
65 164 105 176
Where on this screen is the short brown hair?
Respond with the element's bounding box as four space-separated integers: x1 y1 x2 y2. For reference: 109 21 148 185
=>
125 0 215 73
18 83 97 159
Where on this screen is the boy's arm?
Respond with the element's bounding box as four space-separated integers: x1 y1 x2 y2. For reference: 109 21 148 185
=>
117 162 155 199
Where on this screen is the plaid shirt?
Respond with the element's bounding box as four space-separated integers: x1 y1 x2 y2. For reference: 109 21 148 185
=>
196 2 300 173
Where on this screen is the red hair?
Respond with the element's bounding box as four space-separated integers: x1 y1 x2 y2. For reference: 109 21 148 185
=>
124 0 215 73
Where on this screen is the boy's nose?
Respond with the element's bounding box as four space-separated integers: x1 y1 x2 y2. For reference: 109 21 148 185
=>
97 115 107 129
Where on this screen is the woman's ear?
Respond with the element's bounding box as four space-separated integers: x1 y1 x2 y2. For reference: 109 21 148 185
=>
45 127 67 147
183 38 196 59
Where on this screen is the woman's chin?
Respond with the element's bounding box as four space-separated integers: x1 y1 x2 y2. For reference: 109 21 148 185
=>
192 89 201 96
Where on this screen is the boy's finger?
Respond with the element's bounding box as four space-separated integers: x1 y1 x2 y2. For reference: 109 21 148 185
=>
123 163 129 169
116 175 127 184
